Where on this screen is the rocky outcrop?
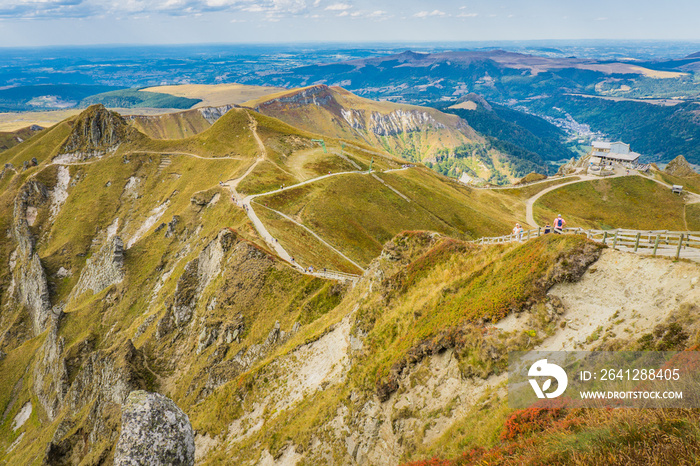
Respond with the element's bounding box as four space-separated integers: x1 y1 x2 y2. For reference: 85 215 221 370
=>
36 331 151 464
11 181 51 335
114 391 195 466
198 104 236 124
172 229 234 326
72 236 125 298
516 172 547 185
557 154 590 175
56 104 129 162
371 110 447 136
665 155 697 177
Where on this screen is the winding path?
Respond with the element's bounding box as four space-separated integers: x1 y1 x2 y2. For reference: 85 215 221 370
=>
525 174 604 227
524 171 700 228
255 203 366 272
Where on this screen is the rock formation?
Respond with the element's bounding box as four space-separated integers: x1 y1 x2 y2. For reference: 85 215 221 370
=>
114 391 195 466
56 104 130 162
72 236 125 298
11 181 51 335
665 155 697 177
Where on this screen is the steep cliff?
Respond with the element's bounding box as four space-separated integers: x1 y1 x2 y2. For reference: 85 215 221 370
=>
10 180 51 336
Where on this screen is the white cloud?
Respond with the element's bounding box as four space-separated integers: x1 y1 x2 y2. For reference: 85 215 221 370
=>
596 16 608 21
325 2 350 10
457 12 477 18
413 9 447 18
0 0 310 19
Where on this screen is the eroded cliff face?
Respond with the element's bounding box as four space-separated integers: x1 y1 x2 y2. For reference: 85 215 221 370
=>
10 180 51 336
72 236 125 299
340 108 449 137
255 85 336 111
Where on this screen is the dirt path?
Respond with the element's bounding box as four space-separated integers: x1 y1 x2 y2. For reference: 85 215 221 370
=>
472 174 580 191
224 114 267 194
234 167 411 274
524 173 634 227
52 148 242 165
525 172 700 227
255 203 366 272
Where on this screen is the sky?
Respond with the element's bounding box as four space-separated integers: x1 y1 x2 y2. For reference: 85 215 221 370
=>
1 0 700 47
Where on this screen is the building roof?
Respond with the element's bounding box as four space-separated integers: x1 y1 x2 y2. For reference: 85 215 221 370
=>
591 150 640 162
592 141 630 151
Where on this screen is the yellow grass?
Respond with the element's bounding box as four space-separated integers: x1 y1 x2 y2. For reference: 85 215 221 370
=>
141 83 287 108
0 107 210 132
0 109 81 131
448 101 478 110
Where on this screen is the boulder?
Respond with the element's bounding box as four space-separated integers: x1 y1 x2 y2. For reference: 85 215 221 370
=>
114 391 194 466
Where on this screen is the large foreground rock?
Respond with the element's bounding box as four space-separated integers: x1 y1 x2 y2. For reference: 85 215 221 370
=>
114 391 195 466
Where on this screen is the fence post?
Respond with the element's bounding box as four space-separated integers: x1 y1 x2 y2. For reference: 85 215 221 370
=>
527 230 531 240
676 234 684 260
538 227 541 237
612 230 619 250
602 231 608 245
653 235 660 257
634 232 641 252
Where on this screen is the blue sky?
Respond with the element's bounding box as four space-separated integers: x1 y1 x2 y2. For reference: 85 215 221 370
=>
2 0 700 47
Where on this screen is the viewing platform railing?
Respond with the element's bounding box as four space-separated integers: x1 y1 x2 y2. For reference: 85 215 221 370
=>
474 228 700 261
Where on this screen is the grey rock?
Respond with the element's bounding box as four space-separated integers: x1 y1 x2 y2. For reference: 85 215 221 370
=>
164 216 180 238
114 391 195 466
58 105 127 158
196 324 220 354
172 229 234 327
12 181 51 335
72 236 125 297
198 104 236 124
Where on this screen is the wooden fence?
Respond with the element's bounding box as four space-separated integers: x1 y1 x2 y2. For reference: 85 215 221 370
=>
474 228 700 261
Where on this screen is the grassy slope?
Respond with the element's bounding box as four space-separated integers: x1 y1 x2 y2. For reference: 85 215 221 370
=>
656 171 700 195
498 176 581 200
0 126 44 152
534 177 689 230
196 233 600 464
257 166 519 267
129 110 213 140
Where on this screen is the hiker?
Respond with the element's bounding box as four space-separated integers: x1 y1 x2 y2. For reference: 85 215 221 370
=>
553 214 566 234
544 223 552 234
512 223 523 240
